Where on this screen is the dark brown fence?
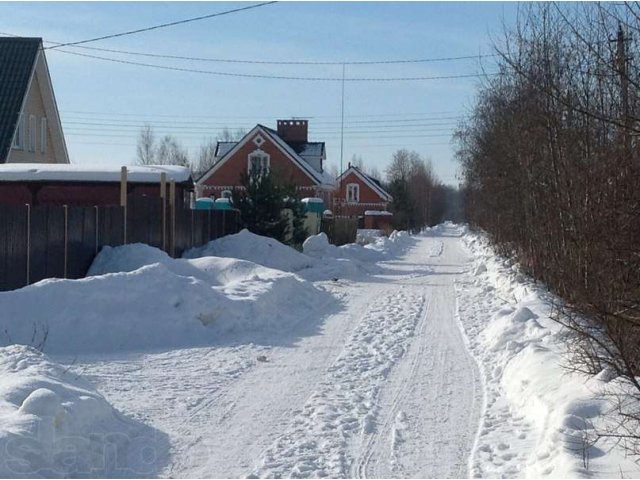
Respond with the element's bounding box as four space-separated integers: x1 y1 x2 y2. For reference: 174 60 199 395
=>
0 197 240 292
321 216 358 246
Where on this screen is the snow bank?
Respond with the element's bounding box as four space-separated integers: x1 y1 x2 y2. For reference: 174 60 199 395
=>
0 244 330 354
0 345 166 477
184 229 316 273
458 229 640 478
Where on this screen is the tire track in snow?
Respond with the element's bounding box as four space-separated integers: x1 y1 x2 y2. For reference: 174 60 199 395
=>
352 291 431 479
248 289 425 479
353 232 482 479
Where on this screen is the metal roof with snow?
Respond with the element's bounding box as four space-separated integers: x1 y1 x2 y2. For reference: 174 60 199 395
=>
0 164 193 184
0 37 41 163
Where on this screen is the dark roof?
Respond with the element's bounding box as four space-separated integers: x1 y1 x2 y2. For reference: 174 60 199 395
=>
215 127 325 164
0 38 41 163
215 141 236 158
288 141 325 158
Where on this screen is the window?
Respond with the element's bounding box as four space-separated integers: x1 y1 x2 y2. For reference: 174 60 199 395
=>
12 113 24 149
346 183 360 203
28 115 36 152
248 150 270 176
221 190 232 199
40 117 47 154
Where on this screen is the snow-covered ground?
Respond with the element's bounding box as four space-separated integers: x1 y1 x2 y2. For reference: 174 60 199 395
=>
0 224 638 478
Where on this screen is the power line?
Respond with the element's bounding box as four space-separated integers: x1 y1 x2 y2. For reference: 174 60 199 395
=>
1 30 495 66
58 109 460 119
50 48 494 82
43 2 278 50
64 131 453 140
60 120 457 130
51 42 496 65
59 118 460 128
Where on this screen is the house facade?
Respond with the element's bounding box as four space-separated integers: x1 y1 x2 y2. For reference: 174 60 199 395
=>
334 164 393 218
196 120 335 205
0 37 69 165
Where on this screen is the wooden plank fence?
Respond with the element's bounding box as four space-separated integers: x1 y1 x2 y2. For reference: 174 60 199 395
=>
0 196 240 292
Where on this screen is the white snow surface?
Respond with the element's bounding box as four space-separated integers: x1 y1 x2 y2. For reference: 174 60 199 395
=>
458 229 640 479
0 223 638 478
0 345 167 478
0 164 192 183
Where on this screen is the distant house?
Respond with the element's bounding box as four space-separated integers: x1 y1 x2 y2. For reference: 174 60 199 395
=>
0 164 193 207
0 37 69 165
196 120 335 205
335 164 393 219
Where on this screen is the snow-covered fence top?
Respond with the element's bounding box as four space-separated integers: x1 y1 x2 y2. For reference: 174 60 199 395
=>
0 163 192 184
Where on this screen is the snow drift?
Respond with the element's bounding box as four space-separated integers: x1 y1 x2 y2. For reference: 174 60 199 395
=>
183 229 316 273
458 229 639 478
0 243 331 355
0 345 167 477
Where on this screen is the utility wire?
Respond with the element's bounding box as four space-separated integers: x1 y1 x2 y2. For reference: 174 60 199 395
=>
51 48 494 81
49 42 496 65
43 2 277 50
60 110 463 121
1 30 495 66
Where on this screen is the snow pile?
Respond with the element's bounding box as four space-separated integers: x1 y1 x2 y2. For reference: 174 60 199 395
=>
0 345 166 477
184 229 316 273
458 230 639 478
356 229 383 245
0 244 329 354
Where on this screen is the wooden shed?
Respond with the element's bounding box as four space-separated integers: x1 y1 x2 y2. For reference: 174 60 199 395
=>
0 164 194 207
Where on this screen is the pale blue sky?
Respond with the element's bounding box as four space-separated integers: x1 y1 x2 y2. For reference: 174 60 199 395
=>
2 1 520 185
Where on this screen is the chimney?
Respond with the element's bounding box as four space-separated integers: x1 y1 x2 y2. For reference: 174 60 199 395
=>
277 119 308 143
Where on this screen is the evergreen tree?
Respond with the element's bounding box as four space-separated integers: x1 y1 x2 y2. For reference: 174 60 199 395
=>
232 170 307 246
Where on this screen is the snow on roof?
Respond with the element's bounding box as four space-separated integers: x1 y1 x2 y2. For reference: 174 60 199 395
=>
288 142 325 158
215 142 236 158
364 210 393 216
0 164 193 184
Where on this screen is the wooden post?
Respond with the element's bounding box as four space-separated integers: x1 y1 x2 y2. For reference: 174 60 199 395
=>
63 205 68 278
120 166 128 244
94 206 99 255
25 204 30 285
169 181 176 257
160 172 167 251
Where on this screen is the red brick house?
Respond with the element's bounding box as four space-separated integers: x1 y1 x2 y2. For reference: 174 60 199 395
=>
196 120 335 205
334 164 393 219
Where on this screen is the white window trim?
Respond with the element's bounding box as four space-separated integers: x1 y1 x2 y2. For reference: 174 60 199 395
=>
346 183 360 203
28 114 36 152
221 189 232 199
12 113 24 149
40 117 47 154
247 150 270 176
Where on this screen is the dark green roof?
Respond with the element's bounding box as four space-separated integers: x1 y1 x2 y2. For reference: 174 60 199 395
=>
0 37 41 163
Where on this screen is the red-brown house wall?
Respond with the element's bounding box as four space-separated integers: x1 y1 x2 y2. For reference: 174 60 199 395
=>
202 134 318 189
334 171 389 217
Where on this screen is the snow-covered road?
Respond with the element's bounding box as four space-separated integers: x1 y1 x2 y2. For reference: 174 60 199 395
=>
72 225 484 478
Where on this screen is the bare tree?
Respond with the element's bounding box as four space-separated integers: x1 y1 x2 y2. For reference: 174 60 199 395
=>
193 138 217 179
454 2 640 458
136 124 156 165
156 135 189 166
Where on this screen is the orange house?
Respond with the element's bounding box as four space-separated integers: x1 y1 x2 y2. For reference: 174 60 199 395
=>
196 120 335 205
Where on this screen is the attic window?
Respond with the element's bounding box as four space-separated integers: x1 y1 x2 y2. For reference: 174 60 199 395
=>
347 183 360 203
253 135 265 147
12 113 24 149
28 115 36 152
40 117 47 154
248 150 270 176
